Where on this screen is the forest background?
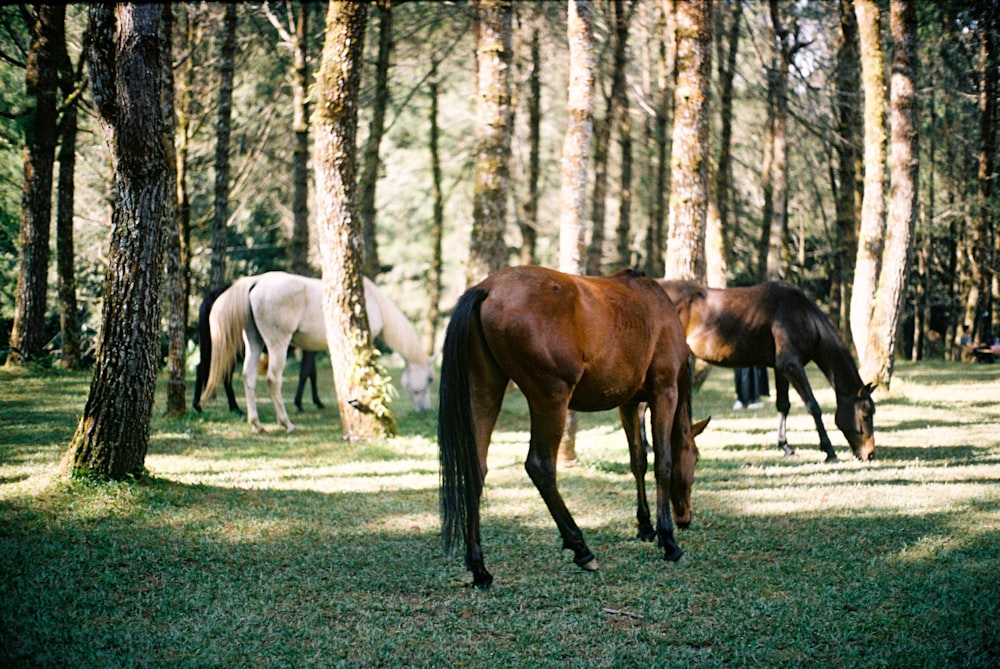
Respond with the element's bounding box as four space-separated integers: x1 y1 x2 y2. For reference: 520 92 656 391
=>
0 1 997 427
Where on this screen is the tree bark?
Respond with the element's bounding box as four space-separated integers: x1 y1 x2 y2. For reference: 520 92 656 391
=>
359 0 393 279
518 20 540 267
644 1 670 278
209 2 237 290
61 4 168 481
860 0 917 390
850 0 887 355
467 0 513 285
763 0 790 281
425 75 444 356
6 4 62 367
315 0 396 440
290 2 312 276
664 0 712 281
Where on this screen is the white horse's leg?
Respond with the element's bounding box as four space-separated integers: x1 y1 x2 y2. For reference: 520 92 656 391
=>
266 345 295 432
242 332 265 434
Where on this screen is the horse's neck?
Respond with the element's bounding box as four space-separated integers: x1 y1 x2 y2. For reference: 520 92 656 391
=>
367 282 428 365
814 333 863 398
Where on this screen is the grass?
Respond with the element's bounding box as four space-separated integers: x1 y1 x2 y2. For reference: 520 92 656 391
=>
1 356 999 668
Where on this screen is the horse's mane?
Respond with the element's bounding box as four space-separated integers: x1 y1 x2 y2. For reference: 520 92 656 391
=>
366 280 428 365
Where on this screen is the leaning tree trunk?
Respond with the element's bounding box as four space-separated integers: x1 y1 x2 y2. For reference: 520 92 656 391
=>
860 0 917 391
290 1 312 276
315 0 396 440
61 4 168 481
850 0 887 355
6 5 63 367
467 0 513 285
425 76 445 356
209 2 237 291
664 0 712 282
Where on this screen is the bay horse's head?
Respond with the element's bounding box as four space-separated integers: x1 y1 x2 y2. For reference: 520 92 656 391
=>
835 382 876 461
671 417 711 528
402 360 434 412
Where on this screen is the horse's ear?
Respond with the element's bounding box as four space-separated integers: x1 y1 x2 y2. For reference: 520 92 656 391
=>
859 382 876 399
692 417 711 437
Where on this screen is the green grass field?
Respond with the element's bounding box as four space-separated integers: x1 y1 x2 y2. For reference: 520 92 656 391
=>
2 357 998 668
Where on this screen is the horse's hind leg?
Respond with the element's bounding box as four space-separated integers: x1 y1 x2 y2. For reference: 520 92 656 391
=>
619 401 655 541
242 333 265 433
523 397 598 572
265 344 295 432
773 373 795 456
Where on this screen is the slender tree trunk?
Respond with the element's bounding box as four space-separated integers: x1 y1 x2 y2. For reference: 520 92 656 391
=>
7 5 63 367
763 0 789 281
860 0 917 390
644 2 670 277
54 12 81 370
664 0 711 281
359 0 393 279
518 22 540 267
468 0 513 285
315 0 396 439
614 90 633 268
290 2 312 276
833 0 861 341
209 3 237 290
62 4 168 481
161 5 186 417
425 75 444 356
705 0 741 288
585 0 628 276
175 4 198 315
850 0 887 355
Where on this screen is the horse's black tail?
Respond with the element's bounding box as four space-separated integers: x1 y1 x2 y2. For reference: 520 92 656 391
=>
439 286 490 557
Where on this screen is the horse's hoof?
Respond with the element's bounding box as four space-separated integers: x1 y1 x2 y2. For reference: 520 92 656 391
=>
578 558 599 572
251 424 265 434
663 546 685 563
824 453 839 464
637 529 656 542
285 424 296 433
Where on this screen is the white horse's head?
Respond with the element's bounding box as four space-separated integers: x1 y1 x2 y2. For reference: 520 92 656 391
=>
401 360 434 412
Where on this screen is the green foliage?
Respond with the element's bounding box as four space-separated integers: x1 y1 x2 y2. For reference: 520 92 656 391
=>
2 361 999 667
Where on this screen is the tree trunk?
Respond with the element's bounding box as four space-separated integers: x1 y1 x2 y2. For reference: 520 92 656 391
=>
175 4 198 317
54 9 80 370
558 0 595 463
209 3 237 290
315 0 396 440
833 0 861 340
6 5 62 367
664 0 711 281
585 0 628 276
518 21 540 267
705 0 741 288
290 1 312 276
614 89 633 268
425 75 444 356
467 0 513 285
850 0 887 355
644 2 670 278
61 4 168 481
359 0 393 279
161 4 186 418
860 0 917 391
763 0 789 281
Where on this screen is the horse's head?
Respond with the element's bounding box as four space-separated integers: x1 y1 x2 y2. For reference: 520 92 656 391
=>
835 382 876 461
671 417 710 528
401 360 434 412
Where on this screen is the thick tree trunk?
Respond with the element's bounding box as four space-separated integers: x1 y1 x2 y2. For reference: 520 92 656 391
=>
315 0 396 440
850 0 887 355
359 0 393 279
467 0 513 285
209 3 237 290
7 5 63 367
860 0 917 390
62 4 168 481
664 0 711 281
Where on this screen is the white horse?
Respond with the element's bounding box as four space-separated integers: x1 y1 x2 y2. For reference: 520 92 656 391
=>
202 271 434 433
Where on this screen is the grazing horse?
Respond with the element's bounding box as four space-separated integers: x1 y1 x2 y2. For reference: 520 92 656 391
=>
203 272 434 433
659 280 875 462
439 266 708 588
192 286 323 414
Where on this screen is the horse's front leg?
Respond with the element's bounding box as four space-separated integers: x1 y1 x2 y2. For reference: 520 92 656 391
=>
774 373 795 456
619 402 655 541
649 390 684 563
776 360 837 462
524 405 598 572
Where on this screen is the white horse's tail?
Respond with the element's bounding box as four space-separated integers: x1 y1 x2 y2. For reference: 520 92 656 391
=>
203 277 256 401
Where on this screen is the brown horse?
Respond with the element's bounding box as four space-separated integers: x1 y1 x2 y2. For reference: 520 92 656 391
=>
659 280 875 462
439 267 708 588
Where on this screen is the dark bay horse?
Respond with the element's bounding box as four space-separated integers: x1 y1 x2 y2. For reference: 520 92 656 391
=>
439 266 708 588
659 280 875 462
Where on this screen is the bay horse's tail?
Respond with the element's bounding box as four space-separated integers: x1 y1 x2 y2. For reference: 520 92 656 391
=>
203 277 256 402
438 286 490 556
